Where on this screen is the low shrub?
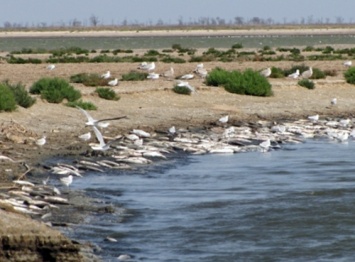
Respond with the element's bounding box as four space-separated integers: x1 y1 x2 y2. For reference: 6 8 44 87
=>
310 68 326 79
205 67 233 86
344 67 355 84
0 84 17 111
270 67 285 78
2 81 36 108
70 73 107 86
121 71 148 81
231 43 243 49
161 57 186 63
298 79 315 89
173 85 193 95
30 77 81 103
95 87 120 100
7 56 42 64
66 100 97 110
144 49 160 56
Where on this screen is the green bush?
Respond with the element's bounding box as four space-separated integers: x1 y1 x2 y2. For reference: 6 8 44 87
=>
270 67 285 78
173 85 193 95
310 68 326 79
344 67 355 84
231 43 243 49
121 71 148 81
66 100 97 110
70 73 107 86
2 81 36 108
298 79 315 89
206 68 272 97
144 49 160 56
0 84 17 111
95 87 120 101
30 77 81 103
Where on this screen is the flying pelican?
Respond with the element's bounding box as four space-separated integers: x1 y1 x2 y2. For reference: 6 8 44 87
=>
260 67 272 77
288 69 300 79
302 67 313 79
101 71 111 79
344 60 352 67
76 106 127 128
108 78 118 86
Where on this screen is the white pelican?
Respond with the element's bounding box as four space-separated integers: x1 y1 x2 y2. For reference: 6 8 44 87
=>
47 64 55 70
60 175 73 189
76 106 127 128
147 72 160 80
301 67 313 79
260 67 271 77
108 78 118 86
288 69 300 79
36 136 46 146
344 60 352 67
78 132 91 141
219 115 229 124
101 71 111 79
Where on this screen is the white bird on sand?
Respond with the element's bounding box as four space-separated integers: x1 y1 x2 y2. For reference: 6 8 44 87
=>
163 67 175 80
138 62 155 71
180 73 194 80
36 136 46 146
308 114 319 122
331 98 337 105
60 175 73 189
260 67 271 77
288 69 300 79
108 78 118 86
76 106 127 128
194 67 208 78
47 64 55 70
101 71 111 79
90 126 111 151
147 72 160 80
168 126 176 135
219 115 229 124
78 132 91 141
302 67 313 79
195 63 204 70
344 60 352 67
176 80 195 93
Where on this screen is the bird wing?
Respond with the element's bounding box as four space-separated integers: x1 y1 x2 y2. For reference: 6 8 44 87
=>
76 106 95 124
97 115 128 123
92 126 106 147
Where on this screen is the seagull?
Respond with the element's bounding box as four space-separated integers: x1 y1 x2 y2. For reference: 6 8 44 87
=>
194 67 208 78
339 119 351 127
302 67 313 79
108 78 118 86
147 72 160 80
195 63 204 70
60 175 73 189
76 106 127 128
138 62 155 71
36 136 46 146
308 114 319 122
288 69 300 79
101 71 111 79
168 126 176 135
163 67 175 80
90 126 111 151
180 73 194 80
259 139 271 151
47 64 55 70
78 132 91 141
176 80 195 93
260 67 271 77
344 60 352 67
219 115 229 124
331 98 337 105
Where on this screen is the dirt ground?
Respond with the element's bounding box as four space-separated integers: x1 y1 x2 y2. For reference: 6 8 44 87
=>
1 43 355 260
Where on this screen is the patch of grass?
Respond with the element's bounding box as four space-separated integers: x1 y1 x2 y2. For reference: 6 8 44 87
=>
66 99 97 110
310 68 326 79
172 85 193 95
231 43 243 49
161 56 186 63
344 67 355 84
7 56 42 64
70 73 107 86
2 80 36 108
95 87 120 101
121 71 148 81
270 67 285 78
298 79 315 89
30 77 81 103
0 84 17 112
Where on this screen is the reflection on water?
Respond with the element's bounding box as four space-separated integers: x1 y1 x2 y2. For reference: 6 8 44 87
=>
72 139 355 261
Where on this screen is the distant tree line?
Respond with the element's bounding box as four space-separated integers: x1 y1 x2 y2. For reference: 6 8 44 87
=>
1 14 354 29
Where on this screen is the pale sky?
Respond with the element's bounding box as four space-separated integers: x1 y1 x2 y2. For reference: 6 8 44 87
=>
1 0 355 26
